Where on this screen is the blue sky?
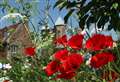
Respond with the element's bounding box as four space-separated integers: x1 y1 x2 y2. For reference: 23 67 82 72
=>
30 0 79 28
0 0 119 41
0 0 79 30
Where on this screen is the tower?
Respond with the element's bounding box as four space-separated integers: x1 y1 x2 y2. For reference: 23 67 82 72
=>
55 17 66 39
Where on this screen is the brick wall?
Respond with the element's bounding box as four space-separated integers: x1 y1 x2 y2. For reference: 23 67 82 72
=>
0 22 34 59
9 23 34 55
56 25 66 39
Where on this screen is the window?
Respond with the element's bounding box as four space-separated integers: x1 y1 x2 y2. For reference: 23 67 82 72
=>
4 32 8 37
8 44 19 54
3 31 10 41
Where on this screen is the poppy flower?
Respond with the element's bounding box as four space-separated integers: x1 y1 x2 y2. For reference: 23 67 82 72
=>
105 36 113 48
45 49 83 79
3 80 10 82
90 52 115 68
68 34 83 50
24 47 35 56
53 49 69 61
59 59 73 73
67 53 83 70
55 35 67 47
102 71 118 81
85 34 113 51
57 71 76 79
59 53 84 73
44 61 59 76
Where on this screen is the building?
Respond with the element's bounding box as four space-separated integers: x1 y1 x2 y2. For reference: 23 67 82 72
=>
55 17 66 38
0 22 34 59
41 17 67 39
0 16 73 59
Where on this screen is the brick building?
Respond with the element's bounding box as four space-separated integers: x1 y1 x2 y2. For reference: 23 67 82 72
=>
41 17 66 39
0 16 67 59
0 22 33 59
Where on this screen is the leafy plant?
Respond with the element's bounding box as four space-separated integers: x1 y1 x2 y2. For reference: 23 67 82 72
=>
54 0 120 31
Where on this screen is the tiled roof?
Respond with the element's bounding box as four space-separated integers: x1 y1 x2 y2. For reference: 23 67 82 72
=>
0 23 20 31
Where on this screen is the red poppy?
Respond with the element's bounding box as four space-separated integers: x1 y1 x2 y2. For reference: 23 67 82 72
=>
53 49 69 61
59 53 84 73
85 34 113 51
3 80 10 82
68 34 83 50
67 53 83 70
102 71 118 81
44 61 59 76
24 47 35 56
59 59 72 73
55 35 67 47
45 51 83 79
57 71 76 79
105 36 113 48
90 52 115 68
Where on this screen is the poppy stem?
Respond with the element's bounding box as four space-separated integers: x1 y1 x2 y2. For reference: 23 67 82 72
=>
71 77 76 82
85 30 91 38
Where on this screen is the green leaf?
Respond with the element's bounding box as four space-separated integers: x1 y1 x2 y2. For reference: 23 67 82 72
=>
59 1 68 11
77 1 93 19
79 14 89 30
25 3 32 9
111 2 118 9
97 16 109 29
66 1 77 9
54 0 64 8
64 9 75 23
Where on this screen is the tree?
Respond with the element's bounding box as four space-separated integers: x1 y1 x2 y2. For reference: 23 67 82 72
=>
54 0 120 31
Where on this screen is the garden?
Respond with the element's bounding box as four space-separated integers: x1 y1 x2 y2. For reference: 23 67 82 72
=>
0 0 120 82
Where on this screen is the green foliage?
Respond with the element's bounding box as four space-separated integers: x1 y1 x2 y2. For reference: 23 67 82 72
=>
0 0 120 82
55 0 120 31
0 0 33 18
0 32 69 82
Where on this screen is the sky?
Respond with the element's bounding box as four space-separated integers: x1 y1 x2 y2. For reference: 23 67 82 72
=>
30 0 79 29
0 0 118 41
0 0 79 30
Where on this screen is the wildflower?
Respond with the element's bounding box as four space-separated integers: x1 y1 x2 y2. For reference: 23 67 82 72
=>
68 34 83 50
90 52 115 68
60 53 83 72
85 34 113 51
53 49 69 61
55 35 67 47
24 47 35 56
45 50 84 79
44 61 59 76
